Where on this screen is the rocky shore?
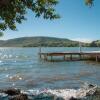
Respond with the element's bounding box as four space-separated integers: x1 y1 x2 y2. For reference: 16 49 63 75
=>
0 83 100 100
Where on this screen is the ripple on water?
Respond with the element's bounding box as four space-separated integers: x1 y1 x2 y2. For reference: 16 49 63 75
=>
0 47 100 89
6 74 23 82
0 61 3 66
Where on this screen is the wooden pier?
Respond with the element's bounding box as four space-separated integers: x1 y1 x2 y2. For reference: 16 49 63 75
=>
39 51 100 62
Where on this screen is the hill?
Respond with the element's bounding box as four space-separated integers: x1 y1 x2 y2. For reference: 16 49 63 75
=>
90 40 100 47
0 36 82 47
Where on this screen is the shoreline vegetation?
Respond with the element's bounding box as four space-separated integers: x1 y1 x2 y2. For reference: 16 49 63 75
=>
0 36 100 47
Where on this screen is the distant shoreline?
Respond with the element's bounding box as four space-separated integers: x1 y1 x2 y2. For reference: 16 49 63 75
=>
0 36 99 47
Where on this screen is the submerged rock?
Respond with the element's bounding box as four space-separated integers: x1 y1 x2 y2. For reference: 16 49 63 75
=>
2 88 20 96
9 94 28 100
69 97 78 100
94 87 100 95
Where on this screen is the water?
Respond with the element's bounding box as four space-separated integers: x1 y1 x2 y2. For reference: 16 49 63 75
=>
0 47 100 90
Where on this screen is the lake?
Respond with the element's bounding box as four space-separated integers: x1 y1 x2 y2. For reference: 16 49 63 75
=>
0 47 100 90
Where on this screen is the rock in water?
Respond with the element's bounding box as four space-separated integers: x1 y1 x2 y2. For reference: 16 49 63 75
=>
0 83 98 100
9 94 28 100
2 88 20 96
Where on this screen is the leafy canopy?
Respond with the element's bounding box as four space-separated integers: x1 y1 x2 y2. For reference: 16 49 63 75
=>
0 0 94 36
0 0 59 35
85 0 94 6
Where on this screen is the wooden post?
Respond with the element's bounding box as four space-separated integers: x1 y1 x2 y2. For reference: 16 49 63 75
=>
79 42 82 53
64 55 66 61
70 54 72 60
38 46 42 59
96 55 98 62
40 54 42 59
44 54 47 61
51 56 53 61
79 54 82 60
39 46 42 53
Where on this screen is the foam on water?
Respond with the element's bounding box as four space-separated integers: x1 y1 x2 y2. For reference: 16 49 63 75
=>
1 84 92 100
20 83 97 100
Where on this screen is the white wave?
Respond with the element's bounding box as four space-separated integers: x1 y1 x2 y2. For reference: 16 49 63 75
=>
21 83 97 100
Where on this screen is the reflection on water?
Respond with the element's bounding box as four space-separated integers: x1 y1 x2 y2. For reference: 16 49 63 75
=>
0 47 100 89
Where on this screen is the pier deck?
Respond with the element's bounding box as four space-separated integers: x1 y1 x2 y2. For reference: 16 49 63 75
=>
39 51 100 62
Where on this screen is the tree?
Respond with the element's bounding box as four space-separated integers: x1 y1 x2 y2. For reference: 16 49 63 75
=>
85 0 94 6
0 0 94 35
0 0 59 35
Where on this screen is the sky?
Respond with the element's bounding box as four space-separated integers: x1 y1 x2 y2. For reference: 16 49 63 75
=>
1 0 100 42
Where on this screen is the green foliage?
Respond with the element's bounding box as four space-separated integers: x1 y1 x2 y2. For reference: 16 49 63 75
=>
85 0 94 6
90 40 100 47
0 0 59 34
